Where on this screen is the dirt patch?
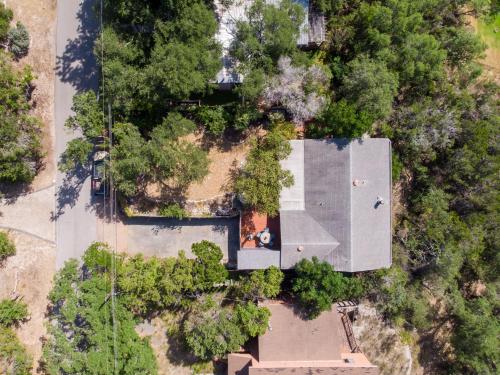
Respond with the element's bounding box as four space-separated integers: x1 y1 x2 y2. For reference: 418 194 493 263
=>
5 0 57 191
352 302 421 375
468 16 500 81
146 131 256 203
137 315 196 375
186 133 252 201
0 230 56 374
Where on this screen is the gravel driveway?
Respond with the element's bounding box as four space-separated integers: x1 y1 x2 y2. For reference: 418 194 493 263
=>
125 216 240 265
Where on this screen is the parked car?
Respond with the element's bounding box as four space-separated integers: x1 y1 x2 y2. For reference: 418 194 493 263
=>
91 151 109 196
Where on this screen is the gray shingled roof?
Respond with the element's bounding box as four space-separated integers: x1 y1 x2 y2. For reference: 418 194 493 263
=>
279 139 392 272
237 249 281 270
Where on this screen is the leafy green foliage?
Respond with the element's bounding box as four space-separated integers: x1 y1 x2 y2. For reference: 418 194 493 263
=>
292 257 365 319
0 3 13 40
117 241 227 316
42 246 157 375
230 0 305 72
58 91 105 172
158 203 187 219
183 296 270 361
8 22 30 59
341 55 398 121
313 1 499 370
0 300 28 327
146 3 221 101
0 52 42 183
232 266 284 301
235 302 271 337
0 232 16 262
192 241 229 290
235 118 295 216
195 106 228 135
110 117 209 197
309 99 374 138
0 326 32 375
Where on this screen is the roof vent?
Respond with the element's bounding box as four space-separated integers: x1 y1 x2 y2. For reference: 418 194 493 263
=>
353 179 367 186
297 246 304 252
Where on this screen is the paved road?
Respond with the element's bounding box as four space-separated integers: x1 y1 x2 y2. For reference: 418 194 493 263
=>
125 217 240 264
54 0 99 268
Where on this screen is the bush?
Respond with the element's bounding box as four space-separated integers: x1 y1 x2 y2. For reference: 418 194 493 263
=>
292 257 365 319
8 22 30 59
158 203 187 219
0 232 15 262
196 106 228 135
0 326 32 375
0 3 13 39
0 299 28 327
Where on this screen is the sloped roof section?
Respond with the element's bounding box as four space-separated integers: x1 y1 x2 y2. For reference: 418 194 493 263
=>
278 138 392 272
350 139 392 271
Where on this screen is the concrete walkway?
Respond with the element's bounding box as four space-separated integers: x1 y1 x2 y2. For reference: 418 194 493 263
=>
0 186 55 243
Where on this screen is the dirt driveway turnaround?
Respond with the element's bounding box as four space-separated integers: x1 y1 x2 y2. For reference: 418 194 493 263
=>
125 217 240 264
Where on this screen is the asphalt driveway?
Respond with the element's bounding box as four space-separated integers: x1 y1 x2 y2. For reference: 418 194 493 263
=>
125 217 240 265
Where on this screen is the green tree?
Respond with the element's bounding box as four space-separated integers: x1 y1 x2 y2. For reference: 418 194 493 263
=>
233 266 284 301
0 54 42 183
0 300 28 327
146 3 221 101
191 241 228 290
235 121 294 216
195 106 228 135
42 249 157 375
398 33 446 94
59 91 105 172
110 122 149 196
94 27 145 115
292 257 364 319
146 119 209 190
230 0 305 72
235 302 271 337
341 55 398 120
183 296 257 361
311 99 374 138
0 232 16 262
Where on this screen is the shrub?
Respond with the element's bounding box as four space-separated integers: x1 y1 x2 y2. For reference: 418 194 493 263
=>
0 232 15 262
0 3 13 39
0 326 32 375
292 257 365 319
158 203 187 219
8 22 30 59
0 300 28 327
196 106 228 135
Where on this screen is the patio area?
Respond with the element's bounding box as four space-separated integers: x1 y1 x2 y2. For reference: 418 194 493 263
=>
240 210 281 250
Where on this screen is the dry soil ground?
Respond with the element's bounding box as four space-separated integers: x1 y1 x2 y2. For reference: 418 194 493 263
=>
1 1 57 372
5 0 57 191
0 230 56 373
353 302 421 375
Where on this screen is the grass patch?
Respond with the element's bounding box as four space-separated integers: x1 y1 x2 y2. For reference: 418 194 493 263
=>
477 13 500 49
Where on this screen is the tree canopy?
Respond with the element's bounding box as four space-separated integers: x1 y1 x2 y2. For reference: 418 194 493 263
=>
292 257 364 319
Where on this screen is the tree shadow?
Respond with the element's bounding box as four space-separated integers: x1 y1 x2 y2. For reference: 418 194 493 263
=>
55 0 99 92
52 165 91 220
